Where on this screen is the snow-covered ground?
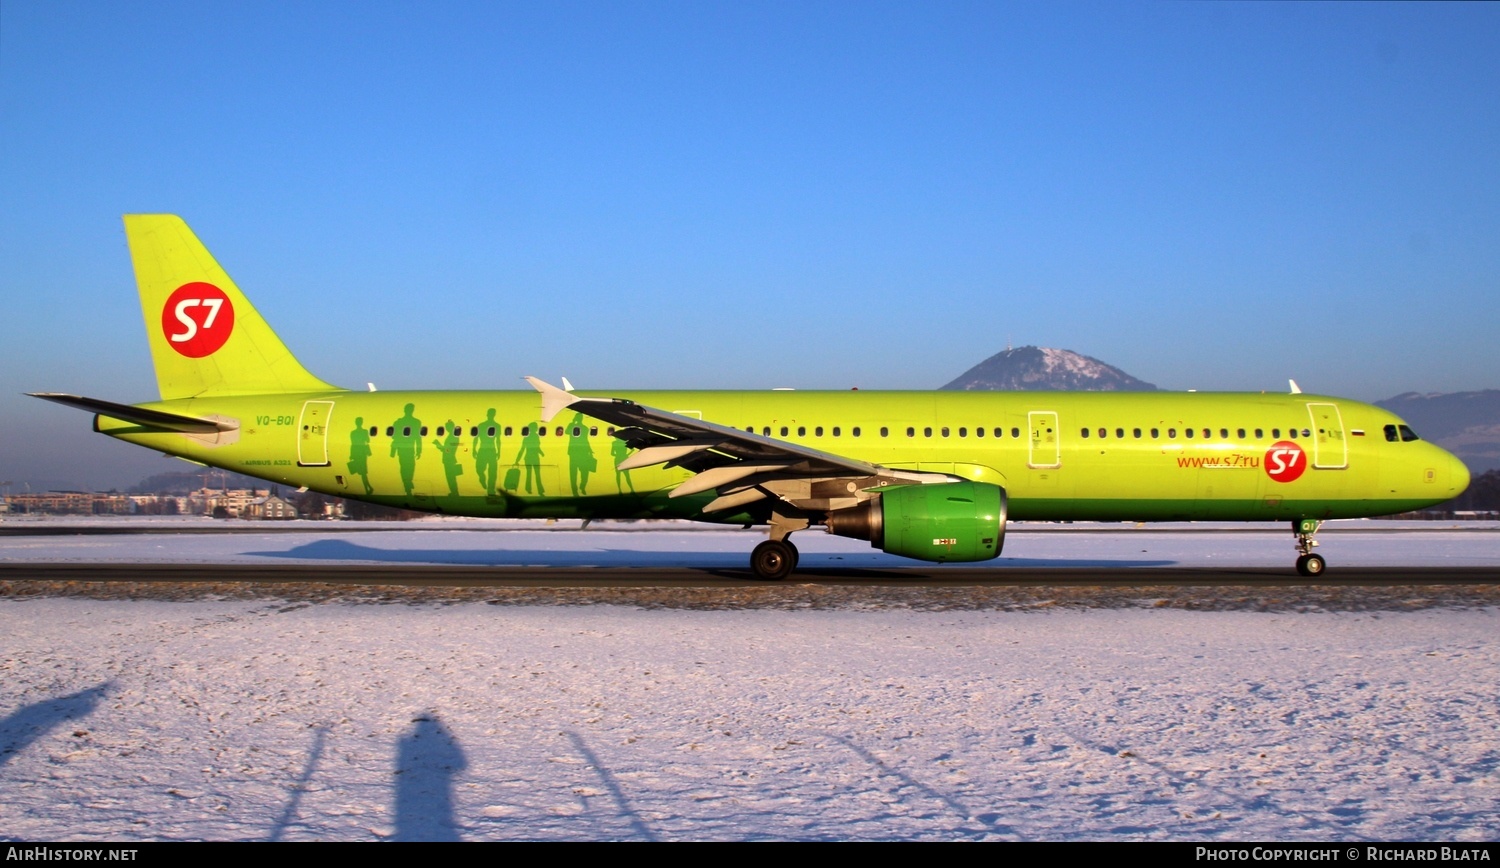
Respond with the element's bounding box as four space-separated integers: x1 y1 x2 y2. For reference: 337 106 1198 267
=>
2 516 1498 570
1 520 1497 841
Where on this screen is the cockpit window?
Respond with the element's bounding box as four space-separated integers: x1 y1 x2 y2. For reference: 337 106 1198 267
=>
1385 423 1421 442
1399 424 1420 442
1384 424 1398 442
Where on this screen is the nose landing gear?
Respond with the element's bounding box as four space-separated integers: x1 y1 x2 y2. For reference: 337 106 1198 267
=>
1293 519 1325 576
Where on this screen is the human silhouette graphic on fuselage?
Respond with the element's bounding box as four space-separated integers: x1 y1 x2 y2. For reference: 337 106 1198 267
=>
513 423 545 496
612 437 635 494
347 417 374 495
434 420 463 498
567 413 596 497
390 403 423 496
473 409 501 495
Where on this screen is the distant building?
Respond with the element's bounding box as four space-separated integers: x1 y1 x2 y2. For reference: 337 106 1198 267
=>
6 492 130 515
243 493 299 520
186 488 270 517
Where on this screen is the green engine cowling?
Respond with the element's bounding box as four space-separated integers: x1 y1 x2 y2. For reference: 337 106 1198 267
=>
825 481 1007 562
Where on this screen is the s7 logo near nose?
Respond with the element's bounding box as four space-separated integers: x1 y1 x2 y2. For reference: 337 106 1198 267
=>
1264 441 1307 483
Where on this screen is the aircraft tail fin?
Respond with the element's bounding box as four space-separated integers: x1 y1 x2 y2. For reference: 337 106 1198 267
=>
124 214 339 400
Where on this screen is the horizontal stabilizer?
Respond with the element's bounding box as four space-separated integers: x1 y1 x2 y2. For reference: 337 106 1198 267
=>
28 393 237 433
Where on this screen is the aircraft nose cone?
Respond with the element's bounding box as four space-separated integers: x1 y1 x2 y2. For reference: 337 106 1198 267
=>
1451 453 1471 496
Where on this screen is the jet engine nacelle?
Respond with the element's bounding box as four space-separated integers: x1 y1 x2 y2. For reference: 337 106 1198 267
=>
825 480 1007 563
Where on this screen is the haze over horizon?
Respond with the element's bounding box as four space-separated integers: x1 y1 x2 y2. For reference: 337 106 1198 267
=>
3 2 1497 491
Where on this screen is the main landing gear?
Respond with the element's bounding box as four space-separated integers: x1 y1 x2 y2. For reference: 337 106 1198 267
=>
750 512 808 581
1293 518 1326 577
750 538 799 581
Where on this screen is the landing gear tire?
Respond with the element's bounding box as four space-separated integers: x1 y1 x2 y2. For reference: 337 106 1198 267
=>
1295 553 1326 577
751 540 798 581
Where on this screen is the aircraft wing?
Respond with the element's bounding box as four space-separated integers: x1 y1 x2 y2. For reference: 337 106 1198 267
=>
526 377 943 515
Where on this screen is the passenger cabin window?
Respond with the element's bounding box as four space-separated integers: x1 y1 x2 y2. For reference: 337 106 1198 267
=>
907 427 915 438
1081 428 1090 438
1116 428 1124 439
1010 427 1020 438
815 426 823 437
853 427 861 437
833 427 841 437
370 426 379 436
780 426 789 437
797 426 805 437
1185 428 1194 439
880 427 889 437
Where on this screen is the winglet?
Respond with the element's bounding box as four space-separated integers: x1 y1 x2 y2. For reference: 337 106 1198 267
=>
525 376 578 423
1289 379 1303 394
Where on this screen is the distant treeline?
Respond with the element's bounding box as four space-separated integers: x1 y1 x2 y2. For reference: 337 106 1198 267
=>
1439 469 1500 513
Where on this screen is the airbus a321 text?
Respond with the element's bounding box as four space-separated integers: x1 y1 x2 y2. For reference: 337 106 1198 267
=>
32 216 1471 579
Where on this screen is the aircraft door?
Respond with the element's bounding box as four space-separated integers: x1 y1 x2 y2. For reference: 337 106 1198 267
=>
1306 402 1348 469
1028 411 1060 469
297 400 335 467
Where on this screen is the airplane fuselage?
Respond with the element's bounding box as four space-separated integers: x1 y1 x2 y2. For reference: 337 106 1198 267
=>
101 388 1467 524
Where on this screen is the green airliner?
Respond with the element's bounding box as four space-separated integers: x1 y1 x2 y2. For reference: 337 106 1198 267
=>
32 216 1471 579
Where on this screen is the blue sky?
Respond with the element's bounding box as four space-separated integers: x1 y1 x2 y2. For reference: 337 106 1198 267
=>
2 1 1497 490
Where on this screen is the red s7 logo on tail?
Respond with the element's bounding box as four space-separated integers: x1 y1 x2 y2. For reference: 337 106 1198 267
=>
162 283 234 357
1264 441 1307 483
